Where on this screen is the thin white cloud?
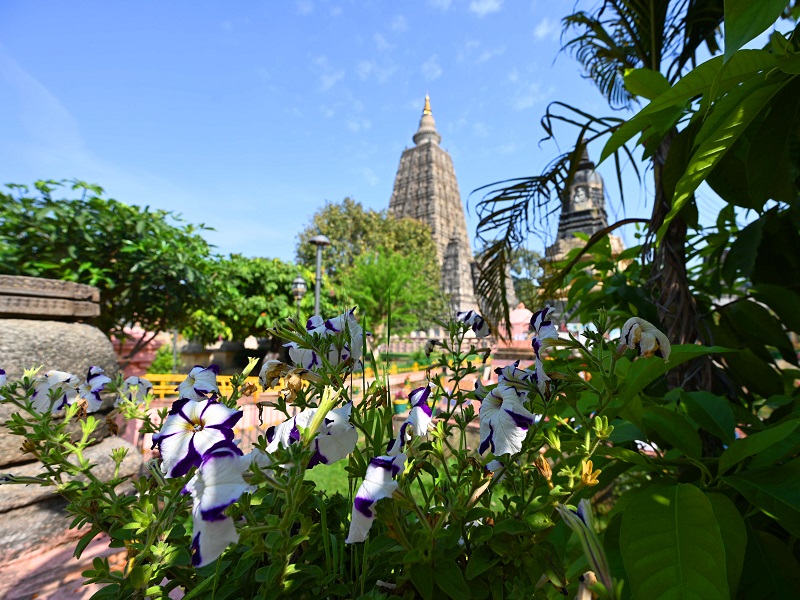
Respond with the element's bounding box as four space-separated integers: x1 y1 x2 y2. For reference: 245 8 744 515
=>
429 0 453 9
391 15 408 32
356 60 395 83
534 17 558 41
320 69 345 91
347 118 372 133
422 55 442 81
362 167 379 185
469 0 503 17
511 82 544 110
476 47 504 64
508 69 519 83
221 21 234 32
296 0 314 16
329 5 343 17
374 33 392 51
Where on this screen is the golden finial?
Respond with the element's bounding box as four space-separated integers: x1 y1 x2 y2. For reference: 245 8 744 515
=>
423 94 432 115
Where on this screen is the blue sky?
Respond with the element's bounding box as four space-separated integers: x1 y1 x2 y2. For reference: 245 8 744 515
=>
1 0 676 262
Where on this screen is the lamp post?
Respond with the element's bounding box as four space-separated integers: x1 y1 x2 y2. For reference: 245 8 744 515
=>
291 276 307 315
308 234 331 317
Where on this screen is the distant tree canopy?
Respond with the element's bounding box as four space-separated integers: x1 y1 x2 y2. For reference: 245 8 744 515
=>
296 198 445 335
184 255 333 345
296 197 441 291
340 247 443 351
0 180 218 359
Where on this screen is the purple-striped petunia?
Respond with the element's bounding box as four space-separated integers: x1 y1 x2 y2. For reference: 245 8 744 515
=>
387 383 434 456
0 369 6 387
118 376 153 406
152 398 241 478
345 453 407 543
478 383 536 456
176 365 220 401
456 310 490 338
618 317 671 360
530 305 558 357
286 308 367 370
78 366 112 413
31 370 81 414
265 403 358 469
185 443 251 567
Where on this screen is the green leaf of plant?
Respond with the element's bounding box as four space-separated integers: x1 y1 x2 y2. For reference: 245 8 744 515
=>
718 420 799 475
409 563 435 600
435 560 472 599
624 68 670 100
738 525 800 598
641 406 702 459
600 51 777 164
705 493 747 597
724 0 790 61
723 463 800 536
751 284 800 334
658 78 787 239
680 391 736 444
611 345 732 414
620 484 729 600
466 545 500 581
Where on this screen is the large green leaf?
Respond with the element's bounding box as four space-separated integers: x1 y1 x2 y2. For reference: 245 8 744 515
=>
724 463 800 536
705 493 746 597
620 484 729 600
737 525 800 599
658 78 788 239
600 51 777 163
642 406 702 459
610 345 732 414
718 419 799 475
723 299 798 366
680 391 736 444
434 560 472 599
724 0 790 61
751 284 800 333
624 68 670 100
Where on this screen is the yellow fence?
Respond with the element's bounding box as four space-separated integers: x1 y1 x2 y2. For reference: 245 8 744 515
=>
145 374 265 400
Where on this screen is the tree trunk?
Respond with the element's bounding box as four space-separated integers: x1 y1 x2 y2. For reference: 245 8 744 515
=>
647 132 710 391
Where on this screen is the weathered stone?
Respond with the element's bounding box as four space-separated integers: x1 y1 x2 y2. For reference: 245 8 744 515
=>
0 295 100 318
0 319 120 467
389 96 479 312
0 437 144 513
0 275 100 302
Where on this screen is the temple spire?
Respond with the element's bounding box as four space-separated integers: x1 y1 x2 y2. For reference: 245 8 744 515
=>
413 94 441 146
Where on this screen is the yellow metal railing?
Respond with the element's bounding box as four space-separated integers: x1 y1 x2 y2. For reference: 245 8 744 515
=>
145 374 264 400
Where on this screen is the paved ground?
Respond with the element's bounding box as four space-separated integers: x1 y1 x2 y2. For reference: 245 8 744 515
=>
0 534 126 600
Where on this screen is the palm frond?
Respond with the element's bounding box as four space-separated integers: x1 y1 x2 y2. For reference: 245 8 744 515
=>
471 103 641 333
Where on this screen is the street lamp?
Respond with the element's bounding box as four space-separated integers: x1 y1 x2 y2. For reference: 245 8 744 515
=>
308 234 331 316
291 276 307 313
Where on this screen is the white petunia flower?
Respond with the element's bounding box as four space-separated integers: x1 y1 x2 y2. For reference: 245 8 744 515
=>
152 398 241 478
286 308 367 370
185 444 250 567
118 376 153 406
177 365 220 400
345 453 406 543
478 384 536 456
31 370 81 414
78 366 112 413
0 368 6 387
618 317 671 360
530 305 558 357
387 383 434 456
456 310 490 338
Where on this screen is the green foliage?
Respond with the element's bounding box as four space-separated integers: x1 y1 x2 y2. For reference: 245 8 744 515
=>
186 255 334 345
296 197 440 296
147 343 176 374
0 180 217 359
340 248 443 348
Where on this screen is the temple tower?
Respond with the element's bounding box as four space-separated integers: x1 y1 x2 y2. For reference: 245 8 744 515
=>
545 149 623 261
389 96 478 311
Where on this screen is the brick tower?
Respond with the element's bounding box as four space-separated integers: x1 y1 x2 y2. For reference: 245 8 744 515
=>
388 96 478 311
